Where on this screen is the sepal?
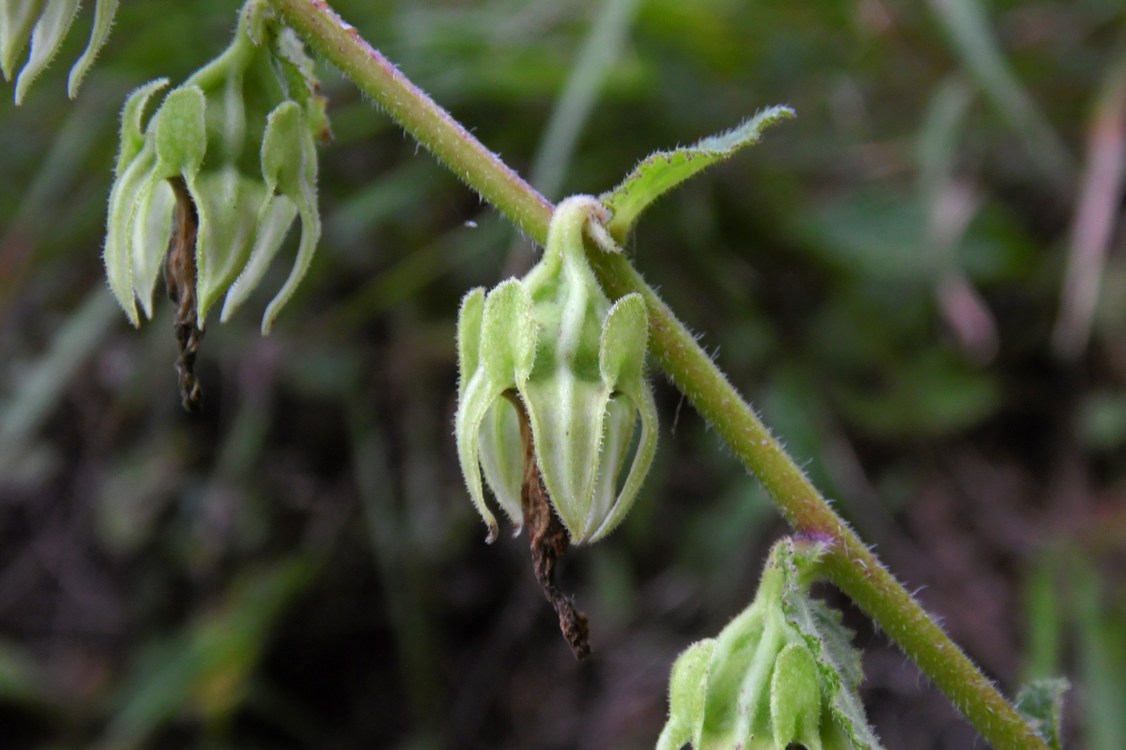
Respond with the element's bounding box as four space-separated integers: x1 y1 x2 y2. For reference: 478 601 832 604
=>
3 0 121 102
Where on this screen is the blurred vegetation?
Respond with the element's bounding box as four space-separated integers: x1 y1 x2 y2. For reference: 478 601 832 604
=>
1 0 1125 748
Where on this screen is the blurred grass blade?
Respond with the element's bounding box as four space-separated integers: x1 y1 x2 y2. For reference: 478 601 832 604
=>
916 77 997 362
1016 678 1069 750
916 76 974 227
14 0 80 104
529 0 643 201
0 288 118 478
927 0 1074 183
104 559 318 749
66 0 118 98
0 0 45 80
1052 54 1126 359
1023 555 1063 681
601 105 793 241
0 639 51 711
1073 558 1126 750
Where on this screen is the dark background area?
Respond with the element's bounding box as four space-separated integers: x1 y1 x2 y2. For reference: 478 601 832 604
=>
1 1 1124 748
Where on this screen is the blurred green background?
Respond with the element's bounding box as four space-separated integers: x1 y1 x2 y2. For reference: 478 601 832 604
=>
1 0 1125 748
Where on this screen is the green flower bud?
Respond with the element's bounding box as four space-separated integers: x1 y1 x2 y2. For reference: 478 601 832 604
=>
659 539 885 750
456 196 658 544
102 0 327 333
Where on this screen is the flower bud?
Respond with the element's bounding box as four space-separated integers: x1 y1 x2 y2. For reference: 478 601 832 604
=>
102 0 327 334
658 539 884 750
455 196 658 544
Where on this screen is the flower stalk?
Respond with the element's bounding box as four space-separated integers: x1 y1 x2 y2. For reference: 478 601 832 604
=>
270 2 1047 747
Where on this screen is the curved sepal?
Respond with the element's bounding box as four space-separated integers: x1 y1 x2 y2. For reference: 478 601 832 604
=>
521 373 613 541
477 399 524 530
104 148 156 326
66 0 118 98
13 0 79 104
258 100 321 333
456 288 485 399
193 168 265 327
115 78 169 172
219 196 297 324
132 179 175 319
599 292 648 390
1 0 44 82
454 368 507 544
586 381 657 543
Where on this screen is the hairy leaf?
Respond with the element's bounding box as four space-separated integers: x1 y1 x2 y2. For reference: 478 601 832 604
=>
1016 678 1068 749
600 106 794 240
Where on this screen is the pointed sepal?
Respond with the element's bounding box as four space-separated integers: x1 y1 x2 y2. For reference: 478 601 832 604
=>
13 0 79 104
66 0 118 98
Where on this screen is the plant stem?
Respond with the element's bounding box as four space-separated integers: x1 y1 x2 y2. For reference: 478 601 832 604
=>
585 254 1048 750
271 2 1046 747
269 0 553 240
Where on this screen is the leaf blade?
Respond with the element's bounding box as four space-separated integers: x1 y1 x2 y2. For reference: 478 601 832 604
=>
600 106 794 240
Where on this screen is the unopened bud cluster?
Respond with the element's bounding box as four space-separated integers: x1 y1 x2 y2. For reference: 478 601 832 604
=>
103 0 328 334
658 539 884 750
455 196 658 545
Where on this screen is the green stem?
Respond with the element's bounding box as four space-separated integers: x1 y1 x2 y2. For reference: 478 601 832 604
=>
269 0 553 240
271 2 1045 748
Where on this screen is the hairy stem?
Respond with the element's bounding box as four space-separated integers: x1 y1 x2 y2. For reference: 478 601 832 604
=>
588 251 1047 750
270 0 553 240
271 2 1045 747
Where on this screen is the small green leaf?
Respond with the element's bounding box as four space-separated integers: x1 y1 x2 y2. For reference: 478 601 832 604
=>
600 106 794 240
1 0 44 81
1016 678 1068 750
66 0 118 98
779 545 883 750
13 0 79 104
